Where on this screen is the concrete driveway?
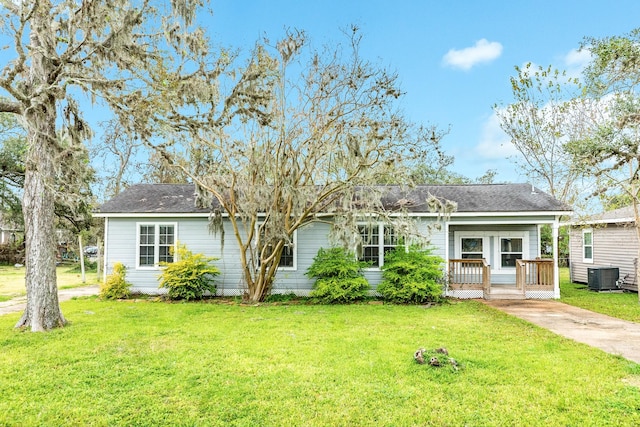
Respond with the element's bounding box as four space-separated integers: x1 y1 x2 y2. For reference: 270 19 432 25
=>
0 284 99 316
483 299 640 364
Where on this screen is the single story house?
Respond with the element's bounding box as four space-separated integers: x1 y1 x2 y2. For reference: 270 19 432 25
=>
95 183 572 300
568 206 639 292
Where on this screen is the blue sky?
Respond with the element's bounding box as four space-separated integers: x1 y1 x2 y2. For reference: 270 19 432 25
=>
206 0 640 183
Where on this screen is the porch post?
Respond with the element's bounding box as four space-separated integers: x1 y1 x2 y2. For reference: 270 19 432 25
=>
552 217 560 299
444 221 450 297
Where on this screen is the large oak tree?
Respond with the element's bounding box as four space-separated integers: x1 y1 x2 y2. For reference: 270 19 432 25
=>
0 0 257 330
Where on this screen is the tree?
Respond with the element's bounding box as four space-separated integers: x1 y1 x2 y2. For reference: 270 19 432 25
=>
494 64 585 207
0 110 94 264
0 0 239 330
0 113 26 227
157 29 447 302
91 120 189 201
565 28 640 304
90 120 144 199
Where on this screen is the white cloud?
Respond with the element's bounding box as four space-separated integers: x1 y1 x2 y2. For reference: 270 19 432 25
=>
562 48 592 79
442 39 503 71
474 112 520 160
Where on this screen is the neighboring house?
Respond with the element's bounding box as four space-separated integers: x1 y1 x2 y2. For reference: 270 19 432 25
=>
567 206 639 292
95 183 571 300
0 214 21 245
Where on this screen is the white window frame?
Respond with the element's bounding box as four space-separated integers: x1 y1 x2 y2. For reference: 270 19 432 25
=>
460 237 486 260
493 232 528 272
498 236 524 269
136 222 178 269
582 229 593 264
276 230 297 271
454 232 490 262
358 223 399 269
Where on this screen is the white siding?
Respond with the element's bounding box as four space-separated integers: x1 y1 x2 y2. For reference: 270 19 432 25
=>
105 216 446 295
105 217 245 294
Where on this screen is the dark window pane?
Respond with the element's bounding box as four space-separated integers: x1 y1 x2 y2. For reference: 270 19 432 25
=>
501 238 522 252
361 246 379 264
584 246 592 259
279 245 294 267
139 246 154 266
501 254 520 267
159 246 173 263
462 238 482 253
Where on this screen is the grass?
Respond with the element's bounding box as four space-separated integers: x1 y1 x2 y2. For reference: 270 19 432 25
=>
560 268 640 322
0 299 639 426
0 264 98 299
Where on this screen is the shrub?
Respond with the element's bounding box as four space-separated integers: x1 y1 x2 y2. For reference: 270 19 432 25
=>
100 262 132 300
159 245 220 300
306 247 370 303
378 245 445 303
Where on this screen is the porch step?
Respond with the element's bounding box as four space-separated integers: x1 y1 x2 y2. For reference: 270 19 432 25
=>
485 287 525 300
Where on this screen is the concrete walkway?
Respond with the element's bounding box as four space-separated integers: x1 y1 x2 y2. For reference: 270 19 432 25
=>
0 284 99 316
483 299 640 364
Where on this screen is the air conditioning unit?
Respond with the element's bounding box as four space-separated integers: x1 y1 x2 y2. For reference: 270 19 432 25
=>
587 267 619 291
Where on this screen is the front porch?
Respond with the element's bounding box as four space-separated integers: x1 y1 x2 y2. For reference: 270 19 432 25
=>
446 258 556 300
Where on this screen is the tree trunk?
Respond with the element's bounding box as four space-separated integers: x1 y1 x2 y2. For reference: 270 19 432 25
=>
15 8 66 331
16 117 66 330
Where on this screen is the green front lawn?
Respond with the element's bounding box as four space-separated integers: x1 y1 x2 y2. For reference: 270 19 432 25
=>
560 268 640 322
0 299 638 426
0 264 98 300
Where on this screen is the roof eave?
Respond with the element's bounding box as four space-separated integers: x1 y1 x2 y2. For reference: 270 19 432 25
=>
95 210 573 219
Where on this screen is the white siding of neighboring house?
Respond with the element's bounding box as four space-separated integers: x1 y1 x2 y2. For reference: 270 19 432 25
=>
569 223 638 289
104 216 445 295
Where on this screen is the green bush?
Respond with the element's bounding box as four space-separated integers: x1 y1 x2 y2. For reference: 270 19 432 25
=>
306 247 370 303
378 245 445 303
100 262 132 300
159 245 220 300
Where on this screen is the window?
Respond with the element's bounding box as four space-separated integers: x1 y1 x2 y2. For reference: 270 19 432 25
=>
137 223 176 268
258 226 296 270
454 231 528 273
358 224 398 267
500 237 523 268
583 229 593 263
278 239 296 269
461 238 483 259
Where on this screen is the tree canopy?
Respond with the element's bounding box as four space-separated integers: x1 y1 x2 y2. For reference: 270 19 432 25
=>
564 28 640 304
495 64 585 206
154 28 450 302
0 0 237 330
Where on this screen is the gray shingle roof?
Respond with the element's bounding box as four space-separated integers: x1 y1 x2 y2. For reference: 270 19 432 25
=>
570 205 636 225
97 183 571 215
98 184 209 214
